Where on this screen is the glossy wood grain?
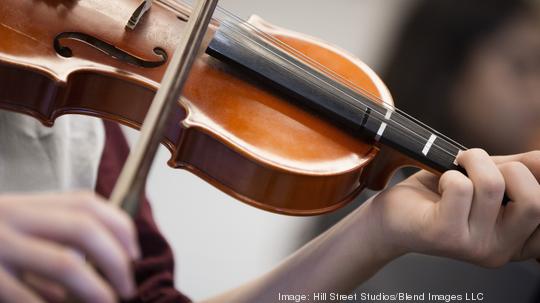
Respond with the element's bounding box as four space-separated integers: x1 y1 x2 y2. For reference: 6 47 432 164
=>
0 0 395 215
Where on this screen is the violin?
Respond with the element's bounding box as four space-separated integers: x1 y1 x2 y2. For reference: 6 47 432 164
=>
0 0 467 215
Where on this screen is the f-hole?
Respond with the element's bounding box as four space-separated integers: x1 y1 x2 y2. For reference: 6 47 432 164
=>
53 32 168 68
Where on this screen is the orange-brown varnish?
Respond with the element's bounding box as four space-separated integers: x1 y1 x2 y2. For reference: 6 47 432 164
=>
0 0 402 215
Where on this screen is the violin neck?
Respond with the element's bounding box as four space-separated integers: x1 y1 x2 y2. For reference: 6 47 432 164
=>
206 22 464 174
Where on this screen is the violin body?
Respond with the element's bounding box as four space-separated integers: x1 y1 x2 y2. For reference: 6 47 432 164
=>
0 0 402 215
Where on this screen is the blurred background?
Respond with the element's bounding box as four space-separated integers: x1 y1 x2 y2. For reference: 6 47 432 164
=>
124 0 540 301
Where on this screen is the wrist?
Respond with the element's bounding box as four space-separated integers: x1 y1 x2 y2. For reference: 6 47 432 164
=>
348 195 408 265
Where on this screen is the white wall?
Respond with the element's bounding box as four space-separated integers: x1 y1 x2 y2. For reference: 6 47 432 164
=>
124 0 414 300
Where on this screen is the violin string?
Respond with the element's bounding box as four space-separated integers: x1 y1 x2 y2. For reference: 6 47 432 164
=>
172 0 465 159
166 0 464 160
213 20 463 161
210 8 465 159
220 10 467 152
214 10 465 161
213 7 467 152
172 0 465 153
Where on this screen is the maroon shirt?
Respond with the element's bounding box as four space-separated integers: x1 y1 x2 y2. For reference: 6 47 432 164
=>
96 121 191 303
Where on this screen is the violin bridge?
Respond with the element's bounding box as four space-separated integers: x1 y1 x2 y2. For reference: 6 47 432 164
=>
126 0 153 30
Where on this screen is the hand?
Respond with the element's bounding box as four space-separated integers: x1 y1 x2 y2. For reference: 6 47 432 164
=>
0 191 140 303
362 149 540 267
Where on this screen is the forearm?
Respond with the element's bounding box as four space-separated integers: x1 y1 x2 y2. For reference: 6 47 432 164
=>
201 198 399 303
